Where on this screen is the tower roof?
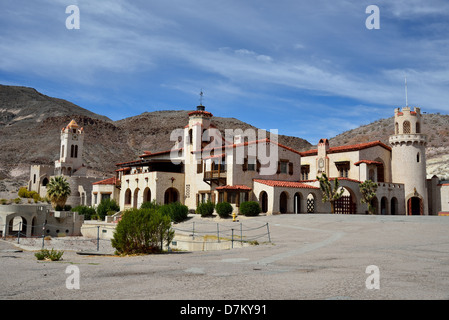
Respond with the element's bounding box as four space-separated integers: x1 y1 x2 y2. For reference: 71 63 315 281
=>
66 119 79 129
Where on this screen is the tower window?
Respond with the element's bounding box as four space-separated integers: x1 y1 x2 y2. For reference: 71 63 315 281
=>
416 122 420 134
395 122 399 135
74 145 78 158
403 121 411 134
417 152 420 163
70 145 74 158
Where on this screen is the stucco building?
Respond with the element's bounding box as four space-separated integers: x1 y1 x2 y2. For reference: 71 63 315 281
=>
102 104 448 216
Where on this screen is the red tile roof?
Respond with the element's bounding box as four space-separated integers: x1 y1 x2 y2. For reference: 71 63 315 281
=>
93 177 117 185
254 179 319 189
216 185 252 191
299 140 391 157
188 110 213 117
354 160 383 166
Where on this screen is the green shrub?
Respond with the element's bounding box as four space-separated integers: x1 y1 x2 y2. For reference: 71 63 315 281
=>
96 198 120 220
111 208 174 255
196 201 215 217
34 248 64 261
159 202 189 223
13 198 21 204
55 204 64 211
141 200 160 210
18 187 29 198
215 202 233 218
72 205 96 220
1 199 7 205
239 201 261 216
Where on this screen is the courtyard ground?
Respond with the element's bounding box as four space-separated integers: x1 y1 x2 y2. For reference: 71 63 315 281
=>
1 214 448 301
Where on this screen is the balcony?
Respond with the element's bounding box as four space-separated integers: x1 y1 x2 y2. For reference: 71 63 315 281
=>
204 169 227 185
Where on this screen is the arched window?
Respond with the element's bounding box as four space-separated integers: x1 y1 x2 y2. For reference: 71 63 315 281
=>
395 122 399 135
70 145 75 158
403 121 411 134
124 189 132 205
74 145 78 158
416 122 420 134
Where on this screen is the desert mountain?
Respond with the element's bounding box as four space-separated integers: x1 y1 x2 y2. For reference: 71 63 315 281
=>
0 85 312 190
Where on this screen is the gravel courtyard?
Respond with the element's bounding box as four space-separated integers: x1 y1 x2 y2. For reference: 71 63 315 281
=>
1 214 449 300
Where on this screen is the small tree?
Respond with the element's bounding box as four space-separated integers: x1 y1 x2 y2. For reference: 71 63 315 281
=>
111 208 174 255
359 180 378 214
46 176 71 209
240 201 261 216
96 198 120 220
215 202 233 218
317 173 344 213
196 200 215 217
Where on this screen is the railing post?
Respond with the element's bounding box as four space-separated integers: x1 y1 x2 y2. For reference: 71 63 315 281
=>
97 226 100 251
192 222 195 240
231 228 234 248
17 221 21 244
266 223 271 243
217 223 220 243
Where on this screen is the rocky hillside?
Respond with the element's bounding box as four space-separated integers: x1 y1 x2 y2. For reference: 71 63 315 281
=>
0 85 312 197
329 113 449 179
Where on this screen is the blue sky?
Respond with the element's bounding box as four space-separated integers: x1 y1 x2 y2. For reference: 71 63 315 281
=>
1 0 448 145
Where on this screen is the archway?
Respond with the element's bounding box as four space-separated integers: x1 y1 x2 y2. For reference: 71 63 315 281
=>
334 187 356 214
408 197 422 215
164 187 179 204
259 191 268 213
143 187 151 203
42 177 49 187
124 188 132 206
391 197 398 215
307 193 315 213
370 196 379 215
293 192 302 214
8 216 27 237
31 217 38 236
381 197 388 215
279 191 288 214
133 188 140 209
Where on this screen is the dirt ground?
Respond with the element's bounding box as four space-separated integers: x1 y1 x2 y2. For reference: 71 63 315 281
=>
1 214 449 301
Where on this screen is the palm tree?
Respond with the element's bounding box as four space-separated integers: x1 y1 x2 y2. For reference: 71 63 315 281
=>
46 176 71 209
317 173 345 213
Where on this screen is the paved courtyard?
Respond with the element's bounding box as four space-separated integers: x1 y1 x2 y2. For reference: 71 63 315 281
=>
1 214 449 300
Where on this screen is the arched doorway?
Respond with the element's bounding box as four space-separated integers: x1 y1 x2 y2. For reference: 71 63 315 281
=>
334 187 356 214
307 193 315 213
260 191 268 213
408 197 422 215
391 197 398 215
164 187 179 204
143 187 151 203
370 196 379 215
293 192 301 214
9 216 27 237
124 188 132 206
133 188 140 208
279 191 288 214
31 217 38 236
381 197 388 215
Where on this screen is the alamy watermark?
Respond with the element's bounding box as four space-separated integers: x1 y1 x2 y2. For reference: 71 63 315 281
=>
65 265 80 290
365 265 380 290
66 5 80 30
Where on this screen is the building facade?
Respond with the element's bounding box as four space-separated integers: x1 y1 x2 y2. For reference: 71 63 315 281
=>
105 104 448 216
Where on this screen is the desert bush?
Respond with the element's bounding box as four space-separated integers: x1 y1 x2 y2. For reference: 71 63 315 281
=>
96 198 120 220
141 199 160 210
13 198 21 204
72 205 96 220
111 208 174 255
159 202 189 223
34 248 64 261
196 201 215 217
215 202 233 218
239 201 261 216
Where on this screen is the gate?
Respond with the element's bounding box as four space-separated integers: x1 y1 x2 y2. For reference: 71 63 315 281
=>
334 196 356 214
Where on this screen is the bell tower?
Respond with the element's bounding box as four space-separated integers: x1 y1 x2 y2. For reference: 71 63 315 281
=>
55 119 85 176
389 107 428 215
